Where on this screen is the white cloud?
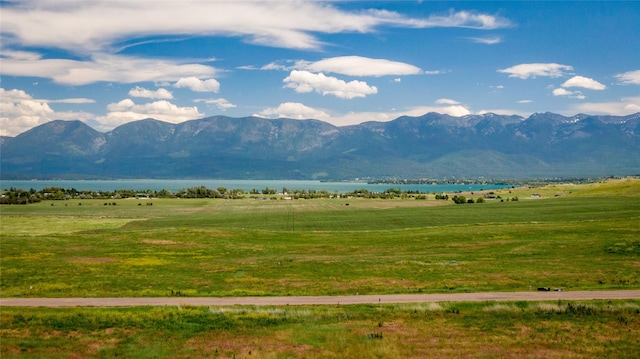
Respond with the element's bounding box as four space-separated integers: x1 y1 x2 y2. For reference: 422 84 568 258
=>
552 88 585 99
397 10 511 29
258 104 473 127
256 102 330 120
330 105 472 126
0 88 94 136
0 89 55 136
255 102 533 127
194 98 237 111
430 105 472 117
466 36 502 45
498 63 573 79
561 76 606 90
259 60 306 72
283 70 378 99
305 56 422 77
258 56 421 77
96 98 202 131
569 97 640 116
174 77 220 92
128 86 174 99
0 52 217 85
1 50 42 61
552 88 571 96
615 70 640 85
435 98 461 105
518 100 534 104
1 2 511 53
48 98 96 104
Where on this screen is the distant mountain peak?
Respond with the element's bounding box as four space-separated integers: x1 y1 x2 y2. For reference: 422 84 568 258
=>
1 112 638 179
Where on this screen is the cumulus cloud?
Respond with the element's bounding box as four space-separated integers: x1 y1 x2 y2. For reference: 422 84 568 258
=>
615 70 640 85
283 70 378 99
256 102 330 120
194 98 237 111
552 88 585 99
128 86 174 99
96 98 202 130
305 56 422 77
561 76 606 90
0 52 217 85
0 89 55 136
0 88 94 136
174 77 220 92
1 2 511 53
498 63 573 79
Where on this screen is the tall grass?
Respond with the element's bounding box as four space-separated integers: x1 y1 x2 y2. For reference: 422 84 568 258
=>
2 300 638 358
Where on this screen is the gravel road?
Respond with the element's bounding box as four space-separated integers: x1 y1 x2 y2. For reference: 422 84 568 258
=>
2 290 639 307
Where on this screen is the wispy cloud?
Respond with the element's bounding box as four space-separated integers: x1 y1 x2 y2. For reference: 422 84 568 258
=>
435 98 461 105
615 70 640 85
194 98 237 111
466 36 502 45
569 96 640 115
498 63 573 79
393 10 511 29
552 88 585 100
2 2 511 53
0 52 217 85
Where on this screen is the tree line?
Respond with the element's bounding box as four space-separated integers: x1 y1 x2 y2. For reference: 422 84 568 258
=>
1 185 494 204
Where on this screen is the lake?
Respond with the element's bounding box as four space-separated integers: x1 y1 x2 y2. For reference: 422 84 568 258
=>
0 179 509 194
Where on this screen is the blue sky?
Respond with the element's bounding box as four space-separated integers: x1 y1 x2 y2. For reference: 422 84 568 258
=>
1 1 639 136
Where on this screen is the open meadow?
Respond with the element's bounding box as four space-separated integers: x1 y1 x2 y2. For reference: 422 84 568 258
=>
1 178 639 357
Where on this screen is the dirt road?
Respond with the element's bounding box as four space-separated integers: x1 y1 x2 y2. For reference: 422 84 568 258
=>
2 290 639 307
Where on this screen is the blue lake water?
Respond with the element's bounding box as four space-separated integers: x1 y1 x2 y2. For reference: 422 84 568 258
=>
0 179 509 193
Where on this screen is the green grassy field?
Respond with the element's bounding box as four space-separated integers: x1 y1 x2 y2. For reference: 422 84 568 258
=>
1 178 639 357
0 179 640 297
1 178 639 298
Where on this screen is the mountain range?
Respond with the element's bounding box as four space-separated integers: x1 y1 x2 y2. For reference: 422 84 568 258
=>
1 112 639 180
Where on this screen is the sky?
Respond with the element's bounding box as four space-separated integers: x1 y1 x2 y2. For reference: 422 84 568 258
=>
1 0 639 137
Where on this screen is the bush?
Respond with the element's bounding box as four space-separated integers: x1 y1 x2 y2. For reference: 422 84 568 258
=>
452 195 466 204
